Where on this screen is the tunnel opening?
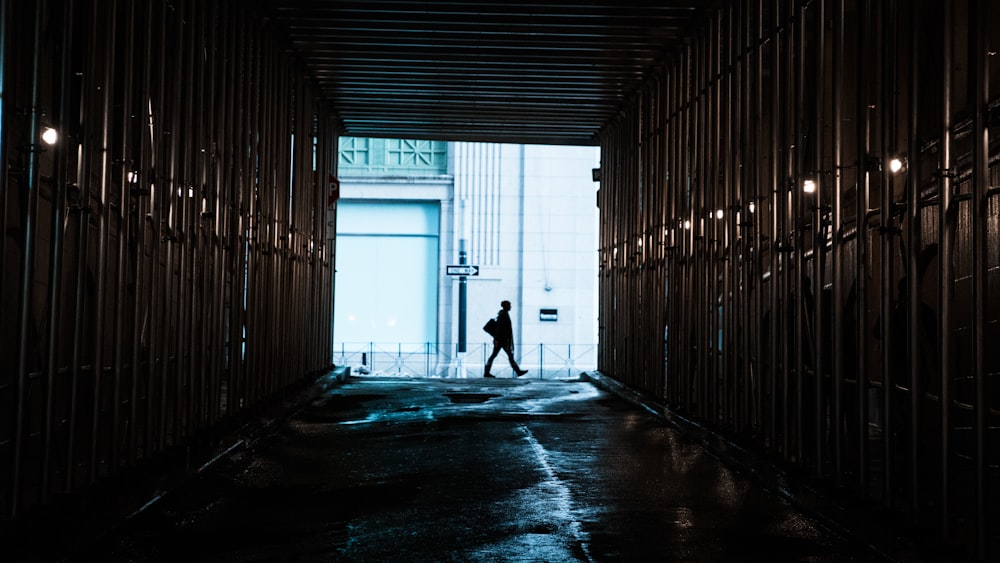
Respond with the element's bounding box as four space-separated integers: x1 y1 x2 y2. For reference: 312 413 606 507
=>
331 138 601 380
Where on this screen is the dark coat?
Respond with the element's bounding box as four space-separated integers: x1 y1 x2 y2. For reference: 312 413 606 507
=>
495 308 514 348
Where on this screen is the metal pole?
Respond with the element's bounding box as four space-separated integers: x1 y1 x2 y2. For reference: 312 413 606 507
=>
696 26 707 421
129 0 152 465
753 0 765 438
458 239 467 354
906 0 921 515
91 0 118 476
781 0 793 459
146 0 167 451
206 0 224 422
879 0 896 507
162 0 185 449
971 0 989 555
12 0 46 516
794 0 806 465
108 0 136 472
812 0 826 475
0 0 7 304
728 2 741 431
68 0 102 488
855 0 871 492
42 0 74 501
769 0 781 452
708 15 720 424
831 0 845 482
937 0 953 540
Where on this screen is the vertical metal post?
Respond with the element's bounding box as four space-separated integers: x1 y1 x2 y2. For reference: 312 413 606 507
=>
782 0 793 459
879 0 897 507
971 0 989 555
458 239 467 354
696 26 707 420
0 0 7 294
753 0 765 438
812 0 826 474
793 0 806 464
42 0 74 501
68 0 103 487
162 0 185 449
906 0 921 515
708 15 719 424
12 0 46 516
540 345 544 379
769 0 781 452
109 0 136 471
130 0 151 464
41 0 73 502
148 0 168 450
92 0 118 477
938 0 953 540
855 0 871 491
831 0 845 481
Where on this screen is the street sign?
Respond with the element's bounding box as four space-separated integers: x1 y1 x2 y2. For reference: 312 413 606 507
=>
446 264 480 276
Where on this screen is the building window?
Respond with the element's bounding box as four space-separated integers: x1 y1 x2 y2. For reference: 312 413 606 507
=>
386 139 447 170
339 137 370 167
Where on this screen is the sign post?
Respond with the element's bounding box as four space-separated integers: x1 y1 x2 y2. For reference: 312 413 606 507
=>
446 258 480 353
447 255 479 376
459 243 467 353
445 265 480 276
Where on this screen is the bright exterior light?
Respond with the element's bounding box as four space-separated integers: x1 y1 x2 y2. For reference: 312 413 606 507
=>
683 219 691 230
889 158 904 174
715 209 724 220
41 127 58 145
748 201 756 214
803 179 816 194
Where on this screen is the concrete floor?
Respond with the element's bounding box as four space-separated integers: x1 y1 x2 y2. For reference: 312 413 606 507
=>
43 375 892 562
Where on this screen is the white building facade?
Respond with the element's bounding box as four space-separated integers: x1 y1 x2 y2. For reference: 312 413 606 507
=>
333 139 599 378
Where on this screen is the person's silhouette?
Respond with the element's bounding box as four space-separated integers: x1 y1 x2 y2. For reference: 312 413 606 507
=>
484 300 528 378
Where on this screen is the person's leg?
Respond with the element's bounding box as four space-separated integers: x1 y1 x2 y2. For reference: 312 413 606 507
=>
503 345 527 376
484 342 501 377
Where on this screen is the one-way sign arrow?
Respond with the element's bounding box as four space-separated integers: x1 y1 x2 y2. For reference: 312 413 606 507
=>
446 265 480 276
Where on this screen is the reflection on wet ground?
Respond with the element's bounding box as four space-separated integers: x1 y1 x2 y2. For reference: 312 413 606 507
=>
68 376 886 562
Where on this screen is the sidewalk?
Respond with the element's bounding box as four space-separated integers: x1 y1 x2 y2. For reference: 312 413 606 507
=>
582 371 975 563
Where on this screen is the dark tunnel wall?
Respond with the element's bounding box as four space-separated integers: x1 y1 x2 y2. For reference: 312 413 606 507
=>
598 0 999 558
0 1 337 518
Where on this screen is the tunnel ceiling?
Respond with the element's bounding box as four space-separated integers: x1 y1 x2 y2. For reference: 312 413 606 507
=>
265 1 718 146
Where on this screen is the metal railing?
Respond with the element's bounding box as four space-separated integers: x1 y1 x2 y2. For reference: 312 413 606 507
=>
333 342 597 379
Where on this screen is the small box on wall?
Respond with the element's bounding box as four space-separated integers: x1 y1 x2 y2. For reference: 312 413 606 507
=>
539 308 558 322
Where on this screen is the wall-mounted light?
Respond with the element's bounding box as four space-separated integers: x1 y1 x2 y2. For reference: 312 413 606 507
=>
803 179 816 194
715 209 724 220
41 127 58 145
683 219 691 230
889 157 904 174
748 201 756 214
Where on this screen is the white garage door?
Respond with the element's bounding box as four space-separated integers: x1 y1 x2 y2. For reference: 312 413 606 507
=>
333 201 440 346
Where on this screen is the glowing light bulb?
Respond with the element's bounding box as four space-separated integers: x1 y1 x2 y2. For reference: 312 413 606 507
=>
803 179 816 194
889 158 903 174
41 127 58 145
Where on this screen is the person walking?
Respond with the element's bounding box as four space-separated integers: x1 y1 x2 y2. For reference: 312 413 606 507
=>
484 300 528 378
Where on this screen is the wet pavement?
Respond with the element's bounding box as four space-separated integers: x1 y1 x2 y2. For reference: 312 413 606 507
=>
59 376 886 562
